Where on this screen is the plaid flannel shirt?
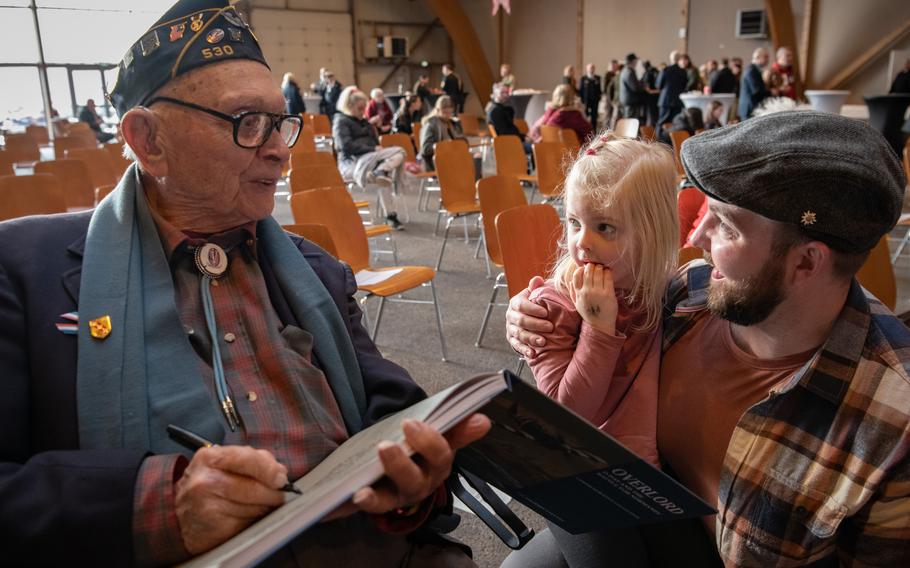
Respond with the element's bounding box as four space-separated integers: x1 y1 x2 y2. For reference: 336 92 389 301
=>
663 262 910 567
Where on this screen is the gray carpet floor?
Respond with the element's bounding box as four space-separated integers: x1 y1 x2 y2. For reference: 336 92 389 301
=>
272 152 548 568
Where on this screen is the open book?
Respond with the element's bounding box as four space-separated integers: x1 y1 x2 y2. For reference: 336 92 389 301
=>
180 371 714 567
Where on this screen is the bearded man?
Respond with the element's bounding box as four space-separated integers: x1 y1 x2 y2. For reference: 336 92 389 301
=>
504 111 910 566
0 0 488 565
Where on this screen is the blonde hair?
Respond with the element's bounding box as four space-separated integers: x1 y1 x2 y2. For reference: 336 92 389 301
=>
548 84 576 110
551 133 679 331
422 95 454 125
336 85 367 115
281 72 296 88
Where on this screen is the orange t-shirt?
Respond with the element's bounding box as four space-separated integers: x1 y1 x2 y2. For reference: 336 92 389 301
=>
657 313 816 535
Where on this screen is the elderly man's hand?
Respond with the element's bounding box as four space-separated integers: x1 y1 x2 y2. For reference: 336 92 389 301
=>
346 413 491 516
506 276 552 358
175 446 289 555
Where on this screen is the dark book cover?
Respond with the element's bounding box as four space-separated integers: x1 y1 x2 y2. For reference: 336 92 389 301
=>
457 371 715 534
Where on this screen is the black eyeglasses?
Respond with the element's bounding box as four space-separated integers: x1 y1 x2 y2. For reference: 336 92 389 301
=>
147 96 302 149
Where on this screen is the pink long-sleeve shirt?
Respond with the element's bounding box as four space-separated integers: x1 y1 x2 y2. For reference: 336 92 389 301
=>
527 283 661 468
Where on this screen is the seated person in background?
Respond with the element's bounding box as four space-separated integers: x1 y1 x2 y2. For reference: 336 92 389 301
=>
505 111 909 567
77 98 115 143
0 1 489 565
703 100 725 130
485 83 531 155
365 88 394 135
333 86 407 228
419 95 464 171
529 84 593 144
659 106 704 143
392 94 422 136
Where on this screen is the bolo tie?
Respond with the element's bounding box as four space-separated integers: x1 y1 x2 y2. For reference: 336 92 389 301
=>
193 242 241 431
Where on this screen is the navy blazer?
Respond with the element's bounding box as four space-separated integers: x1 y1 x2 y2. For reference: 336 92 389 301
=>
738 63 770 119
0 210 425 566
656 64 688 109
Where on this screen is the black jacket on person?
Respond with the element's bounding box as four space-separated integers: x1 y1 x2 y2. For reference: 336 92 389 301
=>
656 64 688 109
392 108 421 135
332 113 379 161
890 70 910 94
579 75 602 109
317 81 343 116
414 82 432 105
486 101 523 140
709 67 737 94
442 74 464 101
283 82 306 115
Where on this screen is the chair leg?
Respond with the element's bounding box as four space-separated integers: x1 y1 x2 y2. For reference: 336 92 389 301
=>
528 185 537 204
475 277 502 347
430 279 448 361
436 216 455 270
462 215 469 243
434 209 444 236
891 228 910 264
515 357 526 376
474 227 485 259
390 234 399 265
417 177 427 212
370 296 387 341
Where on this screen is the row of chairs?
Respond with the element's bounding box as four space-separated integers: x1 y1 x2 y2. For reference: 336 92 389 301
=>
0 143 130 221
284 180 564 362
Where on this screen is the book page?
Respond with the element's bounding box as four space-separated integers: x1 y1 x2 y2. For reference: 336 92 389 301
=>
180 372 506 568
355 268 403 287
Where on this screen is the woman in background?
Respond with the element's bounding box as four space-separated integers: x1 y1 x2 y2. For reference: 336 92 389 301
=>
281 72 306 115
529 84 593 144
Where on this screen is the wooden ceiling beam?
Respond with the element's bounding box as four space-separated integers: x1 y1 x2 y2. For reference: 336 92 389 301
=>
424 0 495 107
765 0 802 97
822 20 910 90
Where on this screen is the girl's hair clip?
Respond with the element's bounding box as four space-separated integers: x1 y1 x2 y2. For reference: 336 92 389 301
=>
585 148 597 155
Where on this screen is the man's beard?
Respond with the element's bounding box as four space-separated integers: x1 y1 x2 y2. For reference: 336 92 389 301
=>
703 251 786 326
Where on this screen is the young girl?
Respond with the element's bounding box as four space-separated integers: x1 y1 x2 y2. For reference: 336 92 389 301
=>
527 133 678 468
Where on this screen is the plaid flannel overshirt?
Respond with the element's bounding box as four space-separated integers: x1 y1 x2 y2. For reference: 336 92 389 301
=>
663 262 910 567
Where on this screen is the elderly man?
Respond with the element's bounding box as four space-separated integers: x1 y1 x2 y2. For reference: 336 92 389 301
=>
579 63 602 129
771 46 797 99
739 47 770 119
0 1 488 566
504 111 910 566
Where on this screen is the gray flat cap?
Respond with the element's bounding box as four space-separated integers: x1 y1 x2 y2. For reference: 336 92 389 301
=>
680 110 906 253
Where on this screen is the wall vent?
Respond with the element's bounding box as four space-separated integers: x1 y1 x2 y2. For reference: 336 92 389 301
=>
736 10 768 39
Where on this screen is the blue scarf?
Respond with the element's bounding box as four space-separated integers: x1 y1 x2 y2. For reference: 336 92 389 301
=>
76 165 366 456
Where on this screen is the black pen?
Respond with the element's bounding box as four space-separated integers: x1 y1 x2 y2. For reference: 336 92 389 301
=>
166 424 302 494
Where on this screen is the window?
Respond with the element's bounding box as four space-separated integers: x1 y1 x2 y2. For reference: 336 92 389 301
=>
0 8 40 64
0 67 43 127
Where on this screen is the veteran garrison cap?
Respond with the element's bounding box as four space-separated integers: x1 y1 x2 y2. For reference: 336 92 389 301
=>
680 110 906 253
108 0 268 117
